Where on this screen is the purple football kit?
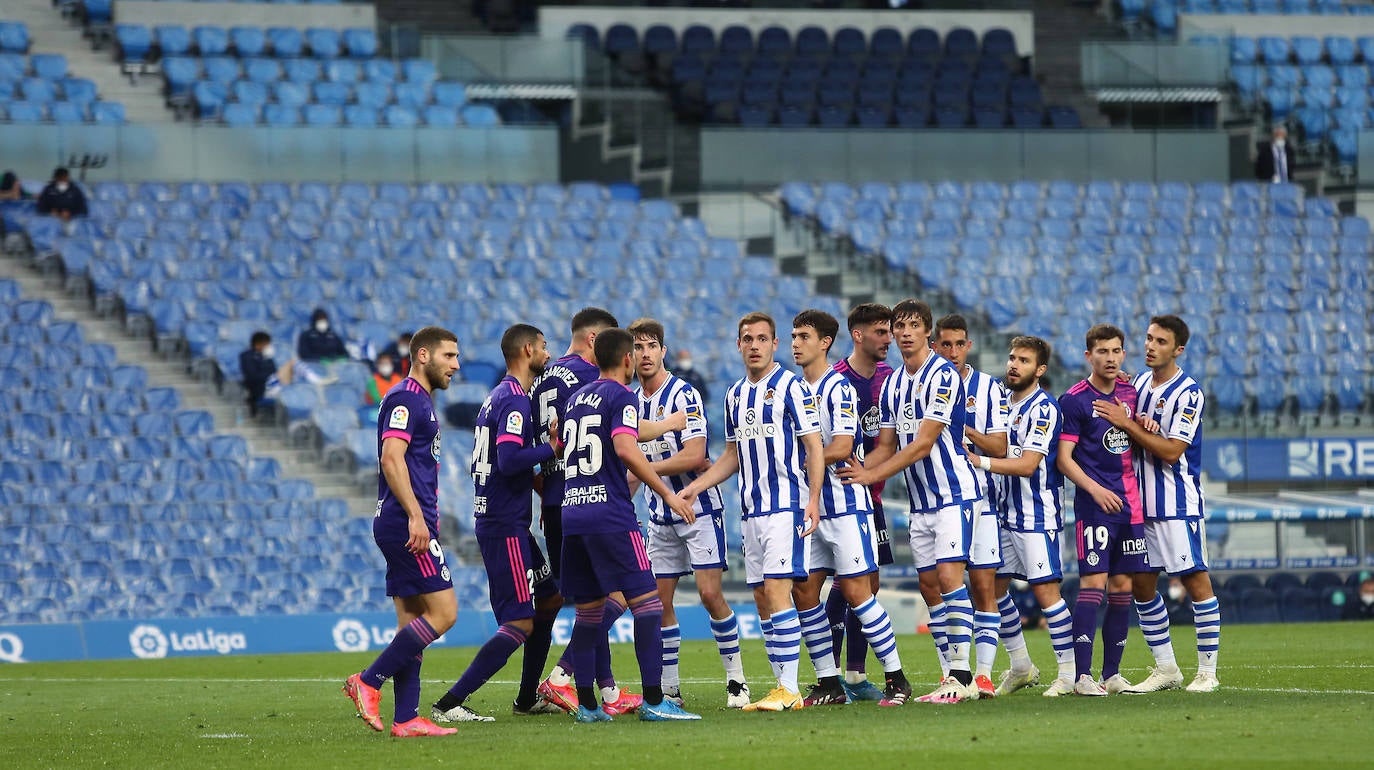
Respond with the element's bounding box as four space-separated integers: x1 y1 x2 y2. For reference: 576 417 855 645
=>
373 377 453 597
530 353 600 578
1059 378 1149 576
558 378 655 604
832 357 895 565
473 375 558 623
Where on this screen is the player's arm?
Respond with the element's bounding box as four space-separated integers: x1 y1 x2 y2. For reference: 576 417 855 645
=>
1092 398 1187 464
863 426 897 467
679 441 739 503
1056 438 1123 513
379 437 429 554
822 432 854 465
800 430 824 537
840 419 943 487
637 411 687 441
650 435 708 477
984 449 1045 478
615 432 696 523
964 425 1007 458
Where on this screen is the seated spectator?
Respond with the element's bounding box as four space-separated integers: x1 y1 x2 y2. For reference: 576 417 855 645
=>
239 330 292 417
365 352 404 405
379 330 413 377
673 347 708 401
297 307 348 362
1344 577 1374 620
0 171 25 201
35 167 87 220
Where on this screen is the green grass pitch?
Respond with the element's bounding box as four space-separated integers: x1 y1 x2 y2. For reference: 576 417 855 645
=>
0 623 1369 769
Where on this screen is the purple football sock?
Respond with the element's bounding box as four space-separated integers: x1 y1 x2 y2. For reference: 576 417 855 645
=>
1102 592 1132 681
362 616 438 690
630 597 665 705
516 608 558 709
823 588 848 668
570 605 604 707
392 653 422 723
595 597 627 689
1073 588 1106 680
440 624 527 707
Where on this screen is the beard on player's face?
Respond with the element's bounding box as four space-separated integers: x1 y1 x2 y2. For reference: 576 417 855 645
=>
425 358 451 390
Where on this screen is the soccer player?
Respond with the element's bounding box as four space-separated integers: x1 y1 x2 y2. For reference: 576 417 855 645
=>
790 309 912 707
559 327 701 722
1102 315 1218 693
432 324 565 723
973 336 1077 697
828 303 895 700
933 314 1009 699
627 318 752 709
534 308 686 714
343 326 462 738
839 299 981 703
1056 323 1157 696
678 311 825 712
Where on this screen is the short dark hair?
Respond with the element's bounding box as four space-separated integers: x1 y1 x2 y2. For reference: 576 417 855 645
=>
310 307 329 323
399 331 413 342
1149 314 1191 348
500 323 543 363
737 311 776 338
892 299 933 331
250 331 271 347
571 307 618 335
1009 335 1052 368
53 167 70 180
1085 323 1126 351
594 327 634 369
410 325 458 359
792 309 840 354
627 317 665 347
846 302 893 332
934 314 968 335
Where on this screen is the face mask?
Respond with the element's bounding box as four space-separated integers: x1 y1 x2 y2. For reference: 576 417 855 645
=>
1362 592 1374 606
1167 584 1185 602
377 364 394 378
262 344 276 359
397 344 409 358
56 182 69 192
314 320 329 333
1274 139 1285 148
678 357 693 370
1010 579 1030 593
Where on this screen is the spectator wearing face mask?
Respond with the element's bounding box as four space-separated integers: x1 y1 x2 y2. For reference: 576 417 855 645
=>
366 352 404 405
1163 576 1193 625
240 330 293 417
379 331 413 377
297 308 349 362
673 347 708 402
1343 577 1374 620
36 167 87 221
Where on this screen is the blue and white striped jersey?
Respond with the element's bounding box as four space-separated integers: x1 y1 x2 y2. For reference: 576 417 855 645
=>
1131 369 1205 521
997 387 1064 533
879 353 981 513
961 366 1010 507
807 368 873 519
724 363 822 520
637 374 724 525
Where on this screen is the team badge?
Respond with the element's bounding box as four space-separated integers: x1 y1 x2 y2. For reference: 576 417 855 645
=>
656 405 665 418
764 388 775 402
966 396 977 410
388 405 409 430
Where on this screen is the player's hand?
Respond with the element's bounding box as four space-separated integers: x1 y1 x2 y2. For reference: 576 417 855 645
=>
837 461 874 487
800 501 819 538
405 516 431 555
675 488 699 510
668 494 696 525
1091 397 1134 429
547 414 565 457
1089 484 1124 514
1134 412 1161 434
663 411 687 433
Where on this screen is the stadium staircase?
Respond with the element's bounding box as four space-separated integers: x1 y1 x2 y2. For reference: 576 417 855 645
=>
0 251 370 517
6 0 166 123
1032 0 1121 128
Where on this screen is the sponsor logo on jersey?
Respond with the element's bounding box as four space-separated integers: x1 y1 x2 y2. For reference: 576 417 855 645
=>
622 404 638 428
389 405 409 430
505 411 524 435
1102 427 1130 455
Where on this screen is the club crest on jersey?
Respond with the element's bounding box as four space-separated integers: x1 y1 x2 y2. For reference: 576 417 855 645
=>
505 411 523 435
1086 551 1101 567
1155 397 1167 411
764 388 775 402
966 395 977 410
388 405 409 430
656 405 665 418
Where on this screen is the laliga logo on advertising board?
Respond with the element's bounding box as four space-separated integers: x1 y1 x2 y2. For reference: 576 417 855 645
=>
129 624 247 658
0 632 26 663
331 618 449 651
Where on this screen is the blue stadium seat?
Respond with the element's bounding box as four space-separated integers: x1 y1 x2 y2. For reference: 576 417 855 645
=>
268 27 304 58
343 28 378 58
115 25 152 62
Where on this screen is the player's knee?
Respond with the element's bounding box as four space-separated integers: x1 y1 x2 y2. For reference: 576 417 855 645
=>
427 608 457 635
509 617 535 635
698 585 727 612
